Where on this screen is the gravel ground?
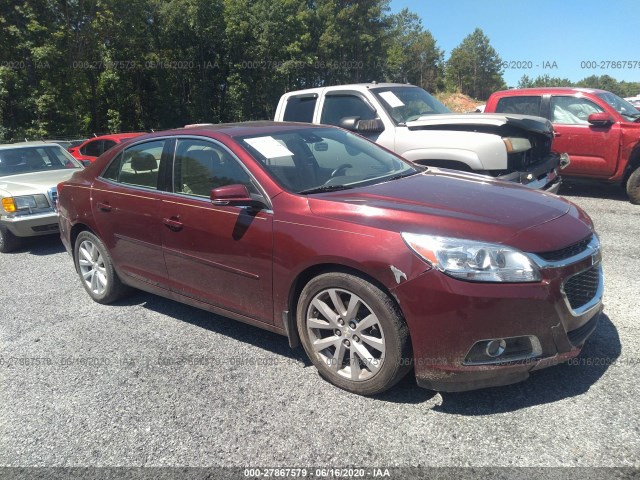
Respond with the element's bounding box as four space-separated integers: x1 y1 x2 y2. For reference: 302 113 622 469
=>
0 180 638 471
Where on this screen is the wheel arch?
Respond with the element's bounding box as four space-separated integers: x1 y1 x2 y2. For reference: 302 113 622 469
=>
623 142 640 184
284 263 404 349
69 222 97 264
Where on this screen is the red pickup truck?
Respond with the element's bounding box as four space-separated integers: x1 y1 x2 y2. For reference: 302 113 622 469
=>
485 87 640 204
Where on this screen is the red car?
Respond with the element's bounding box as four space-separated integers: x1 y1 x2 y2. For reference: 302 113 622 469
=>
57 122 603 394
68 133 143 164
485 87 640 204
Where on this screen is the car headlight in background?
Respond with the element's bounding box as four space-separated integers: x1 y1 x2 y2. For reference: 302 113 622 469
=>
1 194 49 213
401 233 541 283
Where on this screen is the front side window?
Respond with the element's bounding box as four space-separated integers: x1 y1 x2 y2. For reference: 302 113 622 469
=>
495 96 542 116
173 139 258 197
101 140 165 189
551 96 604 124
320 94 378 126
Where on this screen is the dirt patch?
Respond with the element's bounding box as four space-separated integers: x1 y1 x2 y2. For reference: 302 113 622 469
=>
435 92 484 113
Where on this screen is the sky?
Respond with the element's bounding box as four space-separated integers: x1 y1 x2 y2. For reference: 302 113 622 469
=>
389 0 640 89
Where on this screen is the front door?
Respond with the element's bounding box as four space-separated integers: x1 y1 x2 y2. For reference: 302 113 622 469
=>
550 95 621 177
161 137 274 324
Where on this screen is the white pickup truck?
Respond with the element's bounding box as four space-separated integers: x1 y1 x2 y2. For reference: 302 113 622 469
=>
274 83 567 191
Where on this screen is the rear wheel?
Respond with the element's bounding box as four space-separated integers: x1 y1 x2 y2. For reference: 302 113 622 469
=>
297 272 412 395
626 166 640 205
74 231 130 304
0 226 20 253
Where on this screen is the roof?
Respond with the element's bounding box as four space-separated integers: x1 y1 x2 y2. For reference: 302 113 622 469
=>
281 83 419 96
493 87 608 95
175 120 333 137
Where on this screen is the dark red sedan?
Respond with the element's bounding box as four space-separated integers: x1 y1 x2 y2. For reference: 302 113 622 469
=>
57 122 603 395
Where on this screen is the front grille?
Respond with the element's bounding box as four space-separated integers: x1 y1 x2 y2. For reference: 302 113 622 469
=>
536 235 593 262
563 265 601 311
567 314 600 347
32 224 59 233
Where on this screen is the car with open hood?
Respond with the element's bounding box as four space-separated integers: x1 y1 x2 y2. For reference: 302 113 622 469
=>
57 122 603 394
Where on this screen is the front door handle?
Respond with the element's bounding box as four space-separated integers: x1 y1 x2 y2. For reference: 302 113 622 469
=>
96 202 112 212
163 216 183 232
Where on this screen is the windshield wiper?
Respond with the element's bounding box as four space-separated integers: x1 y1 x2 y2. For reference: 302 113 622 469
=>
297 184 355 195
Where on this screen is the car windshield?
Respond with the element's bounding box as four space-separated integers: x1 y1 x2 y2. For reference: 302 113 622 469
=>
237 127 419 194
0 145 83 177
596 92 640 121
371 86 451 125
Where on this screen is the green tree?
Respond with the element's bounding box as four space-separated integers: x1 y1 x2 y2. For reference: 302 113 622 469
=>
517 74 574 88
445 28 504 100
384 8 443 91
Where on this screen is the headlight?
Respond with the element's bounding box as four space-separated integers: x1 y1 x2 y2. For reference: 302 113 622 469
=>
401 233 541 283
2 195 48 213
14 196 38 209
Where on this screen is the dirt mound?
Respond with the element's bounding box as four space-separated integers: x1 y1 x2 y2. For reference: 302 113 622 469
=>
435 92 484 113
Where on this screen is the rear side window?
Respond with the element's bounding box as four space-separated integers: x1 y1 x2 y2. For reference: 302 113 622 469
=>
103 140 117 151
283 95 317 123
101 140 165 190
81 140 103 157
495 96 542 116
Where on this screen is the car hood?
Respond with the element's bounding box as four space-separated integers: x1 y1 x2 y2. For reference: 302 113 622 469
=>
406 113 554 136
307 169 591 252
0 169 81 197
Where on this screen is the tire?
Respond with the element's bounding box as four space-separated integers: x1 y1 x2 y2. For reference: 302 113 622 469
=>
74 231 130 304
626 166 640 205
296 272 412 395
0 226 20 253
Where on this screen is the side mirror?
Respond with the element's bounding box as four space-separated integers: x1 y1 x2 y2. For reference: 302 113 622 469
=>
210 184 263 209
338 117 385 134
587 112 613 127
81 160 92 167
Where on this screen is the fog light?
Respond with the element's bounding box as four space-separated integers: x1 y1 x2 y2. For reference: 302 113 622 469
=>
464 335 542 365
486 339 507 358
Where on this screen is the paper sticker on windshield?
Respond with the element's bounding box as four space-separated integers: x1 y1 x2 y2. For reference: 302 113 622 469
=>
244 136 294 159
379 91 405 108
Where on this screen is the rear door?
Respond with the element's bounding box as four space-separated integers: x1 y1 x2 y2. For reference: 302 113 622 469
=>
160 137 274 324
549 95 621 177
91 138 172 288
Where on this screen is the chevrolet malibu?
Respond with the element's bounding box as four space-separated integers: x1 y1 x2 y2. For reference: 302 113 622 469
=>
57 122 603 395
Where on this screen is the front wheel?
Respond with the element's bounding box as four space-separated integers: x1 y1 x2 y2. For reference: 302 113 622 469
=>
0 226 20 253
297 272 412 395
74 231 130 304
626 166 640 205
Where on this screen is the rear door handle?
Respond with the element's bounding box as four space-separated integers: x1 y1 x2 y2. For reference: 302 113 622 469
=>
97 202 112 212
163 216 183 232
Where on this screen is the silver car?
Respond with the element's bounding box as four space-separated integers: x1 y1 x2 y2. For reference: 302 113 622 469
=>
0 142 83 252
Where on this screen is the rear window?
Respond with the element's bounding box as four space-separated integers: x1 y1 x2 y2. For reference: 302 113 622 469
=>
495 96 542 116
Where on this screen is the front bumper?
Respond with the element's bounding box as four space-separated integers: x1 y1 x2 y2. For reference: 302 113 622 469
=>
392 237 603 392
1 211 60 237
497 153 568 193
